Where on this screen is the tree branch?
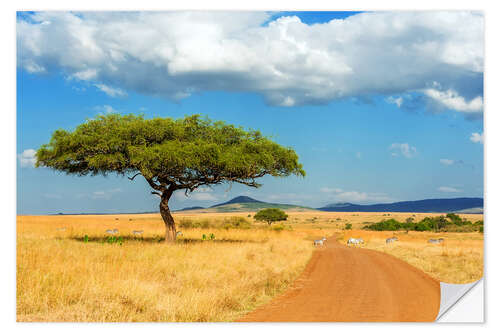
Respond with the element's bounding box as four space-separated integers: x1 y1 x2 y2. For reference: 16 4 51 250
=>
151 191 162 197
128 172 142 181
145 177 165 192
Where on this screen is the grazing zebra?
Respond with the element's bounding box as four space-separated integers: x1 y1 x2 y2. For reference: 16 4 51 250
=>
132 230 143 235
347 237 364 246
106 229 119 235
176 231 183 237
56 227 66 231
314 239 324 246
428 238 444 244
386 237 398 244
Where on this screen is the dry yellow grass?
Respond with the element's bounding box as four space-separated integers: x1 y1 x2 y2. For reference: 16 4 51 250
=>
17 210 483 321
17 214 317 322
341 229 483 284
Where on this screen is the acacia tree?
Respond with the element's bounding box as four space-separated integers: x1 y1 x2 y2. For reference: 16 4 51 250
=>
36 114 305 242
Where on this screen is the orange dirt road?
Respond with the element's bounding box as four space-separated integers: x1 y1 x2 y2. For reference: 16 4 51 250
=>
238 238 440 322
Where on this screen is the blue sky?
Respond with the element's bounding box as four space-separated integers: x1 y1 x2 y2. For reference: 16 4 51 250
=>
17 11 484 214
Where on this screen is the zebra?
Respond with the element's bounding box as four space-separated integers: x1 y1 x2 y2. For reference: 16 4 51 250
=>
56 227 66 231
106 229 119 235
347 238 364 246
386 237 398 244
132 230 143 235
176 231 183 237
428 238 444 244
314 239 324 246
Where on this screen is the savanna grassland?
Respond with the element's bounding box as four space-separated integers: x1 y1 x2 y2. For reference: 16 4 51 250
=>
17 211 483 321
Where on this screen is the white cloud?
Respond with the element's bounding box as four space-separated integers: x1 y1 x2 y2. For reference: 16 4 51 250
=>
320 187 343 193
423 88 483 113
173 187 218 201
17 11 483 110
334 191 393 204
94 105 118 114
438 186 463 193
470 132 484 144
440 159 454 165
321 187 392 204
18 149 37 167
94 84 127 97
91 188 122 200
386 96 403 108
389 143 417 158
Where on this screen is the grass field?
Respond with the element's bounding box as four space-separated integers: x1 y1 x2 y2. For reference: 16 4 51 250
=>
17 211 483 321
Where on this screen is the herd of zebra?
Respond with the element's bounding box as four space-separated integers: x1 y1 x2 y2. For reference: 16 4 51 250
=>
103 229 183 237
54 228 445 245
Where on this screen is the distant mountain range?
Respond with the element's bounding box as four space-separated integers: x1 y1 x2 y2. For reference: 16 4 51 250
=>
176 196 483 213
52 196 483 215
175 195 313 212
317 197 483 213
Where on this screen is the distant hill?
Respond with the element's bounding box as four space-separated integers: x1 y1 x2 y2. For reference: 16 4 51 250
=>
175 206 206 212
211 196 264 207
175 195 314 212
317 198 483 213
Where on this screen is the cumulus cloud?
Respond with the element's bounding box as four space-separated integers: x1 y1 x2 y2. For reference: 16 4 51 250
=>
173 187 218 201
389 143 417 158
470 132 484 144
438 186 462 193
440 159 454 165
18 149 37 167
17 11 483 110
423 88 483 112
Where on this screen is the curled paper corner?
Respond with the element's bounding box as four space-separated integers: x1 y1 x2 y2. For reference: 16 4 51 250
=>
436 278 483 322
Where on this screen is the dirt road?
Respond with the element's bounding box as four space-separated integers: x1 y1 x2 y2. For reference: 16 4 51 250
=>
238 237 440 322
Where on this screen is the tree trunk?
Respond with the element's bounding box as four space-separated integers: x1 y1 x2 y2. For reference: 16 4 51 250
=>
160 197 177 242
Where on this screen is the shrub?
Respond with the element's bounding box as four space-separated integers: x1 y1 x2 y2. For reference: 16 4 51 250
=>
254 208 288 225
345 223 352 230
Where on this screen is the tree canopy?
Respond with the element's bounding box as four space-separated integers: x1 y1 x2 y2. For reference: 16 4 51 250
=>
36 114 305 191
254 208 288 225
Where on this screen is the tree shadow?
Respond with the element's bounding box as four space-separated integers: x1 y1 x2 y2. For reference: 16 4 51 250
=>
70 235 255 244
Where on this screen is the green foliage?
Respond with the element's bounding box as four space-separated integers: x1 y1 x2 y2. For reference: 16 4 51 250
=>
36 113 305 188
364 215 483 232
105 236 123 245
345 223 352 230
84 234 89 243
254 208 288 225
201 233 216 241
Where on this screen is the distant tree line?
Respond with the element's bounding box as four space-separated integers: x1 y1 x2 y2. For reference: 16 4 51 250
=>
363 213 483 233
